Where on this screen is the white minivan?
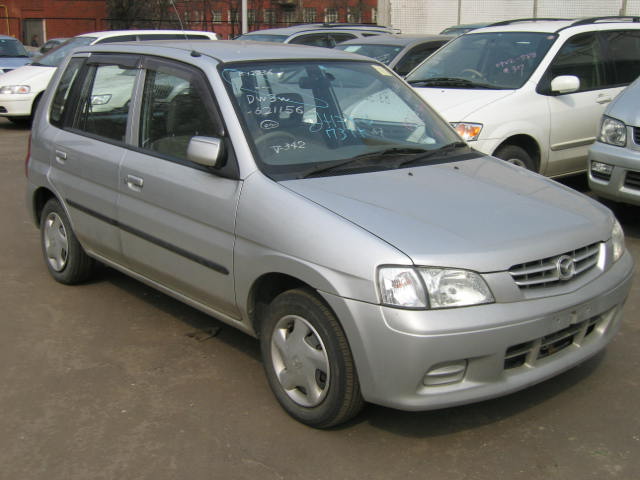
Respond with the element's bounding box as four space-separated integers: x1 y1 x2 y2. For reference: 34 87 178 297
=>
0 30 217 123
406 17 640 177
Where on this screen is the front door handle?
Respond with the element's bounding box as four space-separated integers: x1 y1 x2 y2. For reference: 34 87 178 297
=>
55 150 67 164
596 95 612 104
125 174 144 191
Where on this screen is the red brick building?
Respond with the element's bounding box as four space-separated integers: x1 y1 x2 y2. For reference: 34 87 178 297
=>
0 0 378 46
0 0 108 45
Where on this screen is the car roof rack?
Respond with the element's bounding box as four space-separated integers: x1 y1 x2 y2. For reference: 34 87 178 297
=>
489 18 570 27
568 16 640 26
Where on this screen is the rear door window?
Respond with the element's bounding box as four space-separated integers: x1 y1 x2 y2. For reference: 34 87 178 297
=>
72 56 139 142
603 30 640 86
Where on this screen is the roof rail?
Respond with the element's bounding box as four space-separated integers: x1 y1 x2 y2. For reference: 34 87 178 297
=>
489 17 570 27
318 22 391 29
568 16 640 27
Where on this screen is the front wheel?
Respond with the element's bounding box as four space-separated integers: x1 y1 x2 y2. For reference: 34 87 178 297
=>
494 144 535 171
260 288 363 428
40 198 95 284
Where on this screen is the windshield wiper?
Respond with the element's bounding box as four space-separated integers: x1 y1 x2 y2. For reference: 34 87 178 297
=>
396 142 469 167
300 147 428 179
408 77 501 89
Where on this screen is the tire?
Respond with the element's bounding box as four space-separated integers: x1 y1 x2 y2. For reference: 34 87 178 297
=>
494 144 536 171
260 288 364 428
39 198 95 284
7 116 30 125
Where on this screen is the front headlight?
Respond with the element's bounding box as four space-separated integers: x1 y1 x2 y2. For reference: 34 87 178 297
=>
378 266 494 309
0 85 31 94
599 116 626 147
451 122 482 141
612 219 625 262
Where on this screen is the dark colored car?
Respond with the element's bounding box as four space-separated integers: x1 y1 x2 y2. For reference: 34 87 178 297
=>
334 34 451 76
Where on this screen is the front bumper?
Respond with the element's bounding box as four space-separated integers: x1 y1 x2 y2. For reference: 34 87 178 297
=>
321 250 634 411
588 142 640 206
0 93 36 117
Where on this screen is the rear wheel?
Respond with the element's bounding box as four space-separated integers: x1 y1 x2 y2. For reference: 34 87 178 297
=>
40 198 95 284
260 288 363 428
494 144 535 171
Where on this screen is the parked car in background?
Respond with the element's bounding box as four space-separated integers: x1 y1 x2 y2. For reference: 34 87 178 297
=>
334 34 451 76
38 37 69 55
235 23 396 47
439 22 493 35
27 40 633 428
588 76 640 206
0 29 217 123
0 35 32 74
406 17 640 177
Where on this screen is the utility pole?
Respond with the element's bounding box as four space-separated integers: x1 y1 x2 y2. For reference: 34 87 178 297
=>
242 0 248 33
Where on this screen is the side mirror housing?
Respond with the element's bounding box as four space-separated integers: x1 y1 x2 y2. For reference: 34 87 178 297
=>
187 136 223 168
550 75 580 95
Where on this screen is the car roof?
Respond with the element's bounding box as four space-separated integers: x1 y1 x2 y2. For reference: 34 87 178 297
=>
337 34 451 47
242 23 395 36
0 35 22 41
76 39 372 63
76 29 217 39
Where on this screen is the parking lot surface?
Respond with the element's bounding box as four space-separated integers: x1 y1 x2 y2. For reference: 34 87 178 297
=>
1 117 639 479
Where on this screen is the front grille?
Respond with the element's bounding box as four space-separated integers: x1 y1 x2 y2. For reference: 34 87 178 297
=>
624 170 640 190
634 126 640 145
504 316 599 369
509 243 600 289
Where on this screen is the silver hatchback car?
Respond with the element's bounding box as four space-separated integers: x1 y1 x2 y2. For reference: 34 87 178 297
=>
26 40 634 428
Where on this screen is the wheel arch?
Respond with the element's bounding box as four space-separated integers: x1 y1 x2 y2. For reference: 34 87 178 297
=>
494 134 541 172
247 272 318 337
31 186 57 227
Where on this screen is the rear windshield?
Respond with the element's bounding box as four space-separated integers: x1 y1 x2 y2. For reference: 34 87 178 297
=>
407 32 557 90
236 34 288 43
32 37 96 67
334 44 403 65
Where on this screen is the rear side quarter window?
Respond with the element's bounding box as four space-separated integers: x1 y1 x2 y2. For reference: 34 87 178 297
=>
50 57 86 128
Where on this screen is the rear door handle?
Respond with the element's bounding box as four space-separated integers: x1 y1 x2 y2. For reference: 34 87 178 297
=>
55 150 67 164
125 174 144 190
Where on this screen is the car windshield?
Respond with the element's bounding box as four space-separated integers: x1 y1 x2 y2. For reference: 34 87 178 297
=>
0 38 29 57
221 60 468 180
406 32 557 90
31 37 96 67
236 34 288 43
334 44 403 65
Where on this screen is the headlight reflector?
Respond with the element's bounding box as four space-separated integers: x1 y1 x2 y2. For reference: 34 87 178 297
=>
599 116 626 147
0 85 30 94
451 122 482 141
419 268 494 308
612 219 625 262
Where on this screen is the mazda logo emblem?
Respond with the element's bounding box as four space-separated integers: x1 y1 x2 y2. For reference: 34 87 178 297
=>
556 255 575 281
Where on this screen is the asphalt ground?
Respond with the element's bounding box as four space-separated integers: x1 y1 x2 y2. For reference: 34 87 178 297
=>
1 117 639 479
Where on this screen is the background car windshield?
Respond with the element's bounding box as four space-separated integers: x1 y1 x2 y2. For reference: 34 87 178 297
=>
222 61 460 179
0 38 29 57
407 32 557 89
334 44 403 65
236 34 288 42
33 37 96 67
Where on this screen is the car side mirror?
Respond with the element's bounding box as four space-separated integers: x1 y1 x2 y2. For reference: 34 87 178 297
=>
550 75 580 95
187 136 223 168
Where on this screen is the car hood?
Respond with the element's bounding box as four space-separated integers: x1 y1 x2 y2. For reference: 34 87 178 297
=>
606 85 640 127
281 156 612 272
0 65 55 85
414 87 516 121
0 57 31 71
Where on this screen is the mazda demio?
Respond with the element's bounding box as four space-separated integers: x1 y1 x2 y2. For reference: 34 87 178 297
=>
26 40 634 427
